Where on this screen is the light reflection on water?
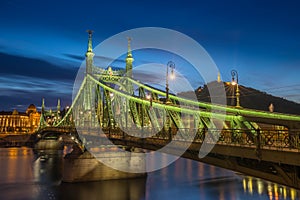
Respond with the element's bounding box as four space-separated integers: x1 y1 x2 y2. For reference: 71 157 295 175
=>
0 147 299 200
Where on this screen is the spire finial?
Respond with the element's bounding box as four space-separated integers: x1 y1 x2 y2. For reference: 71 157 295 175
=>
42 98 45 112
217 71 221 83
57 99 61 113
57 99 60 107
85 30 95 75
87 29 93 35
125 37 134 77
87 30 93 52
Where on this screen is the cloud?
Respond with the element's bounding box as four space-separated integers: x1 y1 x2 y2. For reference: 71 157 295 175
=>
0 52 78 111
0 74 73 111
132 70 163 83
94 55 126 67
63 53 128 69
0 74 72 95
132 66 198 93
0 52 77 80
63 53 84 61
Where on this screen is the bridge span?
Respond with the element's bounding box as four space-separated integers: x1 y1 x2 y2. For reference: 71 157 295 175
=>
35 31 300 189
35 126 300 189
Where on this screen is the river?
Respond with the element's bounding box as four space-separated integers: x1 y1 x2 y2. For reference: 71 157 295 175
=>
0 147 299 200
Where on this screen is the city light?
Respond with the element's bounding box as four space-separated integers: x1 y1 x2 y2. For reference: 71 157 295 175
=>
146 93 151 100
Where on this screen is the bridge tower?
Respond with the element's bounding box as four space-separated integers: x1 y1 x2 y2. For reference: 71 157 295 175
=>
83 30 94 115
56 99 61 117
86 30 94 75
125 37 133 78
123 37 141 127
41 98 45 113
38 98 48 129
124 37 134 96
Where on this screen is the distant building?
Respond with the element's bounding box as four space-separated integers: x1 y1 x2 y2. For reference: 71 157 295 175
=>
0 104 40 134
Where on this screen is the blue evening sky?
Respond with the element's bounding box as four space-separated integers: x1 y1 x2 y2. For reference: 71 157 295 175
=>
0 0 300 110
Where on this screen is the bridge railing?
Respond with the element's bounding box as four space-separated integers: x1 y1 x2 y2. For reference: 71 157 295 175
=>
216 129 299 150
77 127 300 152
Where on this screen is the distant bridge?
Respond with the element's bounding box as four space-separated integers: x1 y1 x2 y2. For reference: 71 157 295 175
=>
36 31 300 189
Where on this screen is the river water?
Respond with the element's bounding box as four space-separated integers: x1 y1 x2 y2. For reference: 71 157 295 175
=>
0 147 299 200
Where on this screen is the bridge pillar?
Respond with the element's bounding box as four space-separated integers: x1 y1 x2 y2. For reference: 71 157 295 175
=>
62 146 147 182
35 139 63 150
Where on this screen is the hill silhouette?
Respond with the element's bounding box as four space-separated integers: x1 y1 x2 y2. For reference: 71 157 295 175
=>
179 81 300 115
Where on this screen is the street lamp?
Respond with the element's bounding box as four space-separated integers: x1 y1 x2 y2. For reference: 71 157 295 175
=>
231 69 241 107
166 61 175 104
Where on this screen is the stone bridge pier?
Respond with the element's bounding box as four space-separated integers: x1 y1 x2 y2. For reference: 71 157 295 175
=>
62 145 146 182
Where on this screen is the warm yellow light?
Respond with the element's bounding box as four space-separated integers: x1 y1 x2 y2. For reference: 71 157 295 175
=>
247 177 253 194
146 94 151 100
291 188 296 200
243 178 247 192
257 180 264 195
170 72 175 80
231 80 237 86
283 187 287 199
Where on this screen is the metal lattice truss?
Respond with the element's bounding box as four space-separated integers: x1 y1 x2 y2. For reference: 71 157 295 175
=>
53 72 300 138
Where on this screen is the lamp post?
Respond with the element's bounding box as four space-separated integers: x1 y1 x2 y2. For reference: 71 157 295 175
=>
231 69 241 107
166 61 175 104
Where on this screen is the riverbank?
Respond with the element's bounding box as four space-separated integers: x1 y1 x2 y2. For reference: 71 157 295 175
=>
0 134 35 147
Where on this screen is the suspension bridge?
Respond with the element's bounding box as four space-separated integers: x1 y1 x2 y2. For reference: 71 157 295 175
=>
35 31 300 189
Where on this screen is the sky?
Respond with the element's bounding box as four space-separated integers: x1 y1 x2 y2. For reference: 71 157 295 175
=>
0 0 300 111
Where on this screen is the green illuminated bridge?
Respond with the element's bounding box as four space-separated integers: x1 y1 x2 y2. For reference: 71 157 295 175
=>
37 31 300 189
